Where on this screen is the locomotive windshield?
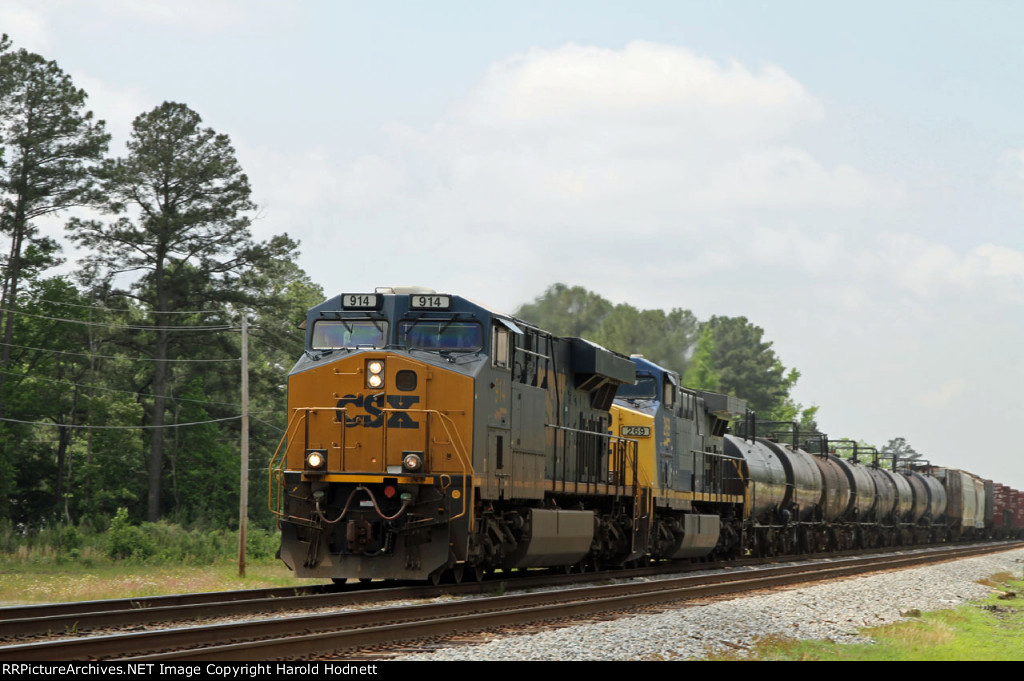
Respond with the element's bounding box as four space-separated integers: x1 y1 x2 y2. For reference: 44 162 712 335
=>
311 320 388 349
398 320 483 351
616 375 657 400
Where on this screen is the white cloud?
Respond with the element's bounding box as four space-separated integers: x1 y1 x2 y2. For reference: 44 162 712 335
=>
321 41 888 260
450 42 823 137
877 234 1024 302
974 243 1024 279
699 148 880 208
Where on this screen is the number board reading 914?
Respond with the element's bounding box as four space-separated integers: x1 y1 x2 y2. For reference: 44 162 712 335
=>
410 295 451 309
342 294 379 309
620 425 651 437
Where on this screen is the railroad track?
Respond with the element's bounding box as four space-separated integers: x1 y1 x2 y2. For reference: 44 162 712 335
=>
0 553 774 640
0 584 334 638
0 569 634 641
0 541 1019 661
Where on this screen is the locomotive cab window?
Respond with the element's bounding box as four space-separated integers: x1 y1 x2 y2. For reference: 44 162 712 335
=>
311 320 388 349
398 320 483 351
492 325 511 368
616 375 656 400
663 377 676 409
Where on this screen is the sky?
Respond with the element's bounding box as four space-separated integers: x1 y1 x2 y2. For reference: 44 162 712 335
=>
4 0 1024 488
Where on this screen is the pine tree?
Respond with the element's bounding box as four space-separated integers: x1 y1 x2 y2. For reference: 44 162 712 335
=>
69 102 295 521
0 35 109 418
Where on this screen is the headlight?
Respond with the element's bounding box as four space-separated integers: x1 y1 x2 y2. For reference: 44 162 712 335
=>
366 359 384 388
305 449 327 473
402 451 424 475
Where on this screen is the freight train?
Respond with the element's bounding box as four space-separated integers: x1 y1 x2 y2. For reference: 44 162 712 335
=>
269 288 1024 583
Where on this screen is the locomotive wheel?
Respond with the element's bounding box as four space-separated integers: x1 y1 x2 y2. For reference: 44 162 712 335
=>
331 578 347 586
450 563 465 584
428 568 444 586
473 564 485 582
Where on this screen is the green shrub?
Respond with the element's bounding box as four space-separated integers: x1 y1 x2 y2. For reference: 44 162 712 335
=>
61 524 83 553
106 508 155 560
0 509 281 566
246 528 279 561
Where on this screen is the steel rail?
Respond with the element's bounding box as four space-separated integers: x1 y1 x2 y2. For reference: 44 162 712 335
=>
0 542 1017 661
0 585 330 624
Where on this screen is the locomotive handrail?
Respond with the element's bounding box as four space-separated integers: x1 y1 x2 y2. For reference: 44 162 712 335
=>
268 408 305 520
268 406 472 524
267 406 350 520
692 450 744 461
377 407 473 524
611 436 639 494
547 422 639 501
686 448 745 499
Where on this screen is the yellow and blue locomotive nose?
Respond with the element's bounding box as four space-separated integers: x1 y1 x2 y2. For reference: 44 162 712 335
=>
284 351 472 476
274 343 475 580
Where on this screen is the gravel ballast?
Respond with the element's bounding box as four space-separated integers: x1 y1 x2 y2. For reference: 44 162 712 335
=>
396 548 1024 661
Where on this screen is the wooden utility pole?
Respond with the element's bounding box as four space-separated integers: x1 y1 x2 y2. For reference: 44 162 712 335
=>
238 314 249 577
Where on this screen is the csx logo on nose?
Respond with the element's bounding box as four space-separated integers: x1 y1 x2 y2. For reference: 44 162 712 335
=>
335 394 420 429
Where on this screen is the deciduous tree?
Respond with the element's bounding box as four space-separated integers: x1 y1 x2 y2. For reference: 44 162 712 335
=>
700 315 795 416
880 436 920 463
683 325 720 391
515 283 612 337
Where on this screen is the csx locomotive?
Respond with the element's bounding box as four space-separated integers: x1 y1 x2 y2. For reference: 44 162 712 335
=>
270 288 1024 583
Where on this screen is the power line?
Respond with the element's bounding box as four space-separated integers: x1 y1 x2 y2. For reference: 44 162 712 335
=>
0 307 236 331
250 416 285 433
0 342 242 363
0 415 243 429
34 298 229 315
